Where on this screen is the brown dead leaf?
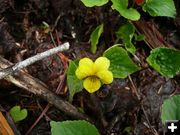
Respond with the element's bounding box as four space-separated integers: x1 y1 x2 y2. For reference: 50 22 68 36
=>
0 112 14 135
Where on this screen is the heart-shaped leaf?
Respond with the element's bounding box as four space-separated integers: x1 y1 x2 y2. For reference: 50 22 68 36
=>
111 0 140 21
146 47 180 78
80 0 109 7
9 106 28 123
103 45 140 78
161 95 180 124
50 120 100 135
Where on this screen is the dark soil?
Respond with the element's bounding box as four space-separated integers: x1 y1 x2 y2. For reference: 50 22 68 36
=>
0 0 180 135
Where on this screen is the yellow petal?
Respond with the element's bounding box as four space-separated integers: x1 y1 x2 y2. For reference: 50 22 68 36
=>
94 57 110 72
79 57 93 67
83 77 101 93
75 65 93 80
96 70 113 84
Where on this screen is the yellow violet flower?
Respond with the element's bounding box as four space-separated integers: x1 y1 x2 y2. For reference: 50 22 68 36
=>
75 57 113 93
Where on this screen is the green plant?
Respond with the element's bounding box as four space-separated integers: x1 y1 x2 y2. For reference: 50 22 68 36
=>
82 0 176 55
9 105 28 123
67 45 140 99
50 120 100 135
66 0 178 133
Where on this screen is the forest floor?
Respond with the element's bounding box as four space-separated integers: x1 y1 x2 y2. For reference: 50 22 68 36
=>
0 0 180 135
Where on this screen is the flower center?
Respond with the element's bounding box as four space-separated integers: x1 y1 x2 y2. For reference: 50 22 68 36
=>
88 75 99 81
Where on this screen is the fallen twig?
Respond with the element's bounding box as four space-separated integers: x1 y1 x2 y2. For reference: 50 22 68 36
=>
0 54 90 121
0 42 69 80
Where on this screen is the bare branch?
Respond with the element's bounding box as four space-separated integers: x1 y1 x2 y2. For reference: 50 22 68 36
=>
0 56 90 121
0 42 69 80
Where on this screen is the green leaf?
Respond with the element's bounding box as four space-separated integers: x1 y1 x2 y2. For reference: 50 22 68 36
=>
80 0 109 7
111 0 140 21
50 120 100 135
67 60 83 102
9 105 28 123
103 45 140 78
116 23 136 54
161 95 180 124
146 48 180 78
143 0 176 18
90 24 104 54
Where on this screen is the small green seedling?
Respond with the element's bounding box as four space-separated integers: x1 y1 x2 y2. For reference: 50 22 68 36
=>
10 105 28 123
